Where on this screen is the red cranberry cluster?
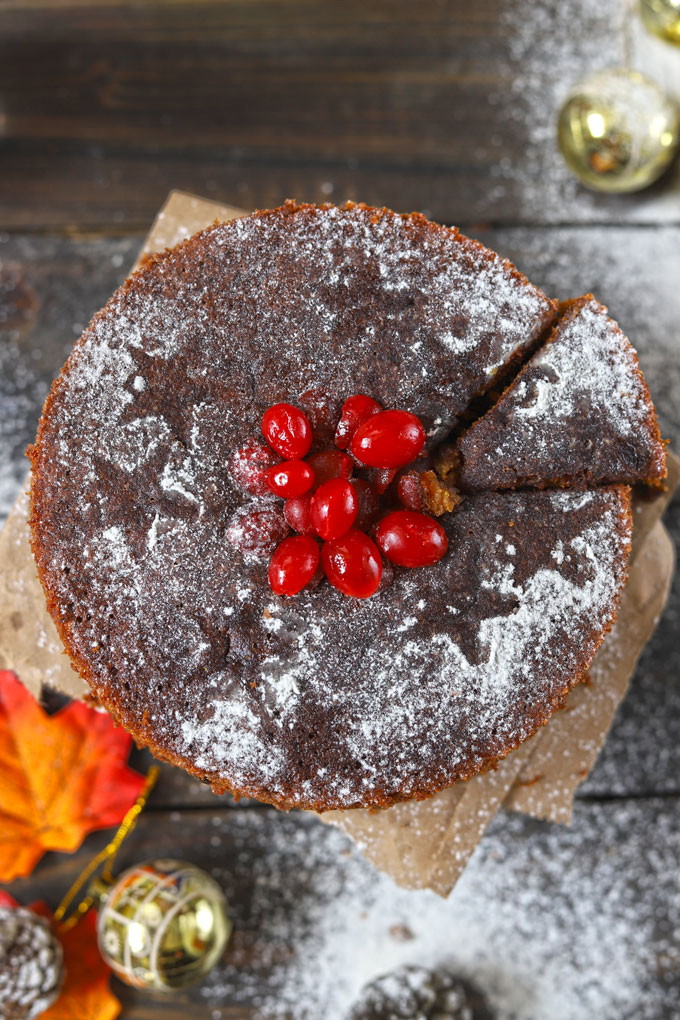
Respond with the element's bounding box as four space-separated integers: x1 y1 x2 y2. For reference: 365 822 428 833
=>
227 394 448 599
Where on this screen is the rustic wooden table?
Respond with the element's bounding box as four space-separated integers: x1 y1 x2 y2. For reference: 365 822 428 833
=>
1 2 679 1018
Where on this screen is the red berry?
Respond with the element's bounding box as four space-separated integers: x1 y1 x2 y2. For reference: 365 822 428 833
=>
350 409 426 469
298 388 342 441
265 459 315 499
284 494 315 535
369 467 398 494
375 510 448 567
322 530 383 598
226 504 290 560
377 558 394 591
397 472 423 511
335 394 382 450
262 403 313 459
310 478 358 541
352 478 380 531
269 535 320 596
228 441 281 497
306 449 354 490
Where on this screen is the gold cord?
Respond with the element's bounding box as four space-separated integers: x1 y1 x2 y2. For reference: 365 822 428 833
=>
54 765 160 933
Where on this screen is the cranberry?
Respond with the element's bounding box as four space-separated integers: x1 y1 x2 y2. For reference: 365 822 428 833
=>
397 472 423 511
322 530 383 598
298 388 342 442
369 467 398 494
265 459 315 499
350 409 426 469
335 394 382 450
377 558 394 591
262 403 313 460
352 478 380 531
306 449 354 490
306 562 326 590
375 510 448 567
228 441 281 497
268 535 320 596
284 494 315 535
226 504 290 560
310 478 358 541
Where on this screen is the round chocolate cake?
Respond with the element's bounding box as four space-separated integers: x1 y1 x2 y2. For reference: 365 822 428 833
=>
28 202 655 812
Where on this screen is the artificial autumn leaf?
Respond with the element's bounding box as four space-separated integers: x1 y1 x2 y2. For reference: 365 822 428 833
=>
38 909 121 1020
0 670 146 882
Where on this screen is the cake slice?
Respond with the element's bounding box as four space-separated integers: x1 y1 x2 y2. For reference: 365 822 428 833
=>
457 295 666 491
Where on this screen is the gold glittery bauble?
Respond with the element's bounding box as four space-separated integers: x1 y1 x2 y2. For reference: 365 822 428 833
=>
96 859 232 991
640 0 680 45
557 69 679 192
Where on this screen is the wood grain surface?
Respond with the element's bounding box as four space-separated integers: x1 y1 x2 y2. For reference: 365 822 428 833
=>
1 0 679 231
1 2 679 1017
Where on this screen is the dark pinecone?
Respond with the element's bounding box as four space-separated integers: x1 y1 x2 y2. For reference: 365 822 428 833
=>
0 908 64 1020
349 965 491 1020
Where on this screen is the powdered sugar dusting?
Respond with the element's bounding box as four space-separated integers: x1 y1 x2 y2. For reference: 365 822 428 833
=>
459 297 664 488
197 803 680 1019
512 300 651 434
30 206 629 810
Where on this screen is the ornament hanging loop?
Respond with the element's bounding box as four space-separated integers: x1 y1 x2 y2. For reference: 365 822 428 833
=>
53 765 160 934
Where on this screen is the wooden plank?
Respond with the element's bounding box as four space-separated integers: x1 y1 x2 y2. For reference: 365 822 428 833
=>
1 0 678 231
5 799 680 1018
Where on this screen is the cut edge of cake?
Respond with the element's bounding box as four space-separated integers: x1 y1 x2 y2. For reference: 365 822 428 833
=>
453 294 667 493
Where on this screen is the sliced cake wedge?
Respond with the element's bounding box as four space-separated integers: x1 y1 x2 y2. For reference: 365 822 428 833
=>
457 295 666 491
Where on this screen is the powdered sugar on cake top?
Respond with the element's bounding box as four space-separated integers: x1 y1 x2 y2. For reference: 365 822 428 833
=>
29 205 631 810
458 296 665 489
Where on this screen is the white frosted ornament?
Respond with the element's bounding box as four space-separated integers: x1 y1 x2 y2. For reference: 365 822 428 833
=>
96 858 232 991
557 68 679 192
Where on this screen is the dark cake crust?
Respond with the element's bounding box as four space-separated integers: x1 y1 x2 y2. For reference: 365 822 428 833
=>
29 203 636 812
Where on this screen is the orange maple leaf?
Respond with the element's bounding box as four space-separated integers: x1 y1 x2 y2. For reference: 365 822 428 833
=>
0 670 146 882
40 909 122 1020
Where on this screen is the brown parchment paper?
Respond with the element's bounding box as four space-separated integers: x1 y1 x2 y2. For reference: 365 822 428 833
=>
0 191 676 898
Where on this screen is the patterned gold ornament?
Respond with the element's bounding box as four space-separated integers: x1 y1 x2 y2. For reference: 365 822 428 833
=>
640 0 680 45
557 68 679 192
96 859 232 990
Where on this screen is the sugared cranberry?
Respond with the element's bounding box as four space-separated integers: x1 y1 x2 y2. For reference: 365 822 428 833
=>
265 459 315 499
322 530 383 598
306 562 326 590
369 467 398 494
350 409 426 469
335 394 382 450
310 478 358 541
352 478 380 532
228 441 281 497
298 388 342 443
284 494 315 535
262 403 313 460
226 504 290 560
397 471 423 511
375 510 448 567
268 535 320 596
377 558 394 591
306 449 354 490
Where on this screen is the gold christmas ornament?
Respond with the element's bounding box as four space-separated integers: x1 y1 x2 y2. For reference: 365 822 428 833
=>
96 859 232 991
557 68 679 192
52 767 232 995
640 0 680 45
